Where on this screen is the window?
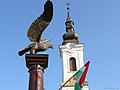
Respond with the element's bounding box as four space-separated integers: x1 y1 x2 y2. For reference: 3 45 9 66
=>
69 57 77 71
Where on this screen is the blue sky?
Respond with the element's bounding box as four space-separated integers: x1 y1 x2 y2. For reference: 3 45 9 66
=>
0 0 120 90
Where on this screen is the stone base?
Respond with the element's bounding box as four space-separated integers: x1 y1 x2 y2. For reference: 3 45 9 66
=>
25 54 48 69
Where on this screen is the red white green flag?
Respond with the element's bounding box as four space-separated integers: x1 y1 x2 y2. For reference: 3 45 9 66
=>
74 61 90 90
58 61 90 90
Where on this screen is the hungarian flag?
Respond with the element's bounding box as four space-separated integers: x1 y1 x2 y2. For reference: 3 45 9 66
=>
58 61 90 90
74 61 90 90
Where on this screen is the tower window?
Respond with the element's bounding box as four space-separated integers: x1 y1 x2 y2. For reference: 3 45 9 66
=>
69 57 77 71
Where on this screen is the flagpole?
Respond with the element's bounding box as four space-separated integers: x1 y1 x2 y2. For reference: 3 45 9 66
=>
58 65 84 90
58 72 76 90
58 61 90 90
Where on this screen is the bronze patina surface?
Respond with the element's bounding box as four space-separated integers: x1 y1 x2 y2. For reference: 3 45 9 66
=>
18 0 53 56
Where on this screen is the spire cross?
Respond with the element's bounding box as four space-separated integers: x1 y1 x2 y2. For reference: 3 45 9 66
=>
66 2 71 20
66 2 70 9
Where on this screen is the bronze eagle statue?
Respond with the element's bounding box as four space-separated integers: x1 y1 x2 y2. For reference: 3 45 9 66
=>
18 0 53 56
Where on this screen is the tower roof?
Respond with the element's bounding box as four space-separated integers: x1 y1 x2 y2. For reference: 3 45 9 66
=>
62 3 80 45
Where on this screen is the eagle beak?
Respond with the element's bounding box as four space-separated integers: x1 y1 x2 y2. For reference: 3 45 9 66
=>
51 46 54 49
50 45 54 49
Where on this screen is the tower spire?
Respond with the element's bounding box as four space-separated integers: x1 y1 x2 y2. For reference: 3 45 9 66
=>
66 2 71 21
62 2 80 45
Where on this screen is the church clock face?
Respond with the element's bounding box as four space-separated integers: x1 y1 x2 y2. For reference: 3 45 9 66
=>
66 43 75 50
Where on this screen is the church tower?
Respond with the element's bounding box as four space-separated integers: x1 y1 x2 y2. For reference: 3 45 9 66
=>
59 4 89 90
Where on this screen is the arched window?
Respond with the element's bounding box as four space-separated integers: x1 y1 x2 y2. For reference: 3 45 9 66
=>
69 57 77 71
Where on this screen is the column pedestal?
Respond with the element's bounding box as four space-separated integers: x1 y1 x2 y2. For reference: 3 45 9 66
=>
25 54 48 90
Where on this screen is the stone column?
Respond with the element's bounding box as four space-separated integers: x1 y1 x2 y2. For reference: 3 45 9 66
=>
25 54 48 90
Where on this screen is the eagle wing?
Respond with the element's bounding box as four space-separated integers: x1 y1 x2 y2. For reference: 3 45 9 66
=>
40 38 51 43
27 0 53 42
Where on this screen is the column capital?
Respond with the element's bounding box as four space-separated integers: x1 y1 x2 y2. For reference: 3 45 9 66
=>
25 54 48 69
